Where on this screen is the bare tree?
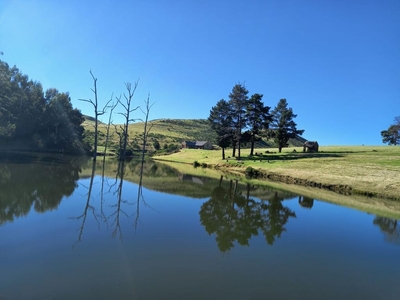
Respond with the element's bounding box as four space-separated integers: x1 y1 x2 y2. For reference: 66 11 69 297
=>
79 71 112 160
117 81 140 160
134 94 154 228
138 94 154 172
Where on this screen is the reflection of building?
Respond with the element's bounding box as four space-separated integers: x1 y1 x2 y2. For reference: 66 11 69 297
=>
298 196 314 209
179 174 204 184
181 141 213 150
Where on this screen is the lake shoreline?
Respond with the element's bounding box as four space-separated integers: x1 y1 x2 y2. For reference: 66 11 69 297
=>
153 146 400 201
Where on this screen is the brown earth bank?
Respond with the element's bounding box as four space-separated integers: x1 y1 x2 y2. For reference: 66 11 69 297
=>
215 164 399 200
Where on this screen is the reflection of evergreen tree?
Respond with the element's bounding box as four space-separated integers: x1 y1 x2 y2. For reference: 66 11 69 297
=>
373 216 400 245
258 198 296 245
0 153 86 225
200 181 296 252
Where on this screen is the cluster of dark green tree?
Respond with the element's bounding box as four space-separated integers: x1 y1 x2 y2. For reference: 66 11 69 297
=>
0 60 88 153
381 116 400 145
208 83 304 159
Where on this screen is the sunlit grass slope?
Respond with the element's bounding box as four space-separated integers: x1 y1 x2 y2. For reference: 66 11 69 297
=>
82 116 306 153
82 117 216 152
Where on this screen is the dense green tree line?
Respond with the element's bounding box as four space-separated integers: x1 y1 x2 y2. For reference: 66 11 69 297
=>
0 60 88 153
208 83 304 158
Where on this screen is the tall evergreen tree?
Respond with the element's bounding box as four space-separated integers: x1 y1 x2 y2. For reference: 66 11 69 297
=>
229 83 249 158
381 117 400 145
245 93 272 156
270 99 304 153
208 99 233 159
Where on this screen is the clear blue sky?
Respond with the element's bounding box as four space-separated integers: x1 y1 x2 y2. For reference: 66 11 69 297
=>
1 0 399 145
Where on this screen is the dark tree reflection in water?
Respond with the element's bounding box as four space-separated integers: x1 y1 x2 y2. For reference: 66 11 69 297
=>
70 159 101 245
373 216 400 245
199 176 296 252
0 153 86 225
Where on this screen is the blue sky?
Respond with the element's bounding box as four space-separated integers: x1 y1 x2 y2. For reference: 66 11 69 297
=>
1 0 399 145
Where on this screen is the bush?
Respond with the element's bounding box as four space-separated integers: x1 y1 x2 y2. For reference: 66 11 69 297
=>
201 162 208 168
193 161 200 168
245 166 260 178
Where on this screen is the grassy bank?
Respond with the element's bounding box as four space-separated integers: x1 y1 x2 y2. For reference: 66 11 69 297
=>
153 146 400 201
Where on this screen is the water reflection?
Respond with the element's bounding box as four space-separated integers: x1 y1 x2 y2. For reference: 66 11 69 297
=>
70 155 154 243
199 176 296 252
373 217 400 245
0 153 87 225
70 159 101 244
1 153 400 252
298 195 314 209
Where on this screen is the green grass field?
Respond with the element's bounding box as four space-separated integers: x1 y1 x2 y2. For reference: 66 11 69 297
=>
153 145 400 200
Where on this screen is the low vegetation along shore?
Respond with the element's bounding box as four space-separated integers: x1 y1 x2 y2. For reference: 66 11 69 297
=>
153 145 400 201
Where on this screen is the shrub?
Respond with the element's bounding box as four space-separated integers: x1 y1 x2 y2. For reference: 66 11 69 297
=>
193 160 200 168
245 166 260 178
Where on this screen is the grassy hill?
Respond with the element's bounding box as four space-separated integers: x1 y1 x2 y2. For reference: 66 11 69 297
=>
82 115 307 153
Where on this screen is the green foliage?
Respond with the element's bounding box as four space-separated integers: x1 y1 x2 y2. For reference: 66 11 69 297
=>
0 60 88 153
229 83 249 157
381 117 400 145
245 93 272 155
208 99 233 159
270 99 304 153
153 139 161 150
245 166 260 178
193 160 201 168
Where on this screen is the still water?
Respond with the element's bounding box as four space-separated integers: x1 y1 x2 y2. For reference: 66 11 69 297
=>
1 153 399 300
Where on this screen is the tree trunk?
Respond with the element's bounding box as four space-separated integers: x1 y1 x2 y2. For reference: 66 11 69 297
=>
237 131 241 158
250 138 255 156
221 147 225 160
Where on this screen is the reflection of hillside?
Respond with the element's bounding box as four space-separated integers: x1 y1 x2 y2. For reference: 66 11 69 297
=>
85 159 218 198
0 153 88 225
86 159 300 200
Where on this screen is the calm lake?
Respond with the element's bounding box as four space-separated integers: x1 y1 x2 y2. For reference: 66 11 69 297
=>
1 153 400 300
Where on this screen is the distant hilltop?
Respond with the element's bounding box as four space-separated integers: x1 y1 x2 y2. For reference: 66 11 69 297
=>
82 116 307 150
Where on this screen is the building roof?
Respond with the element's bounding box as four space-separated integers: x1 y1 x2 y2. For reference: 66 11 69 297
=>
195 141 208 146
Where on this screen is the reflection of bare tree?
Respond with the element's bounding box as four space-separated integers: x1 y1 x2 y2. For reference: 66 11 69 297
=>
71 159 99 246
373 216 400 245
109 160 129 241
99 100 118 223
